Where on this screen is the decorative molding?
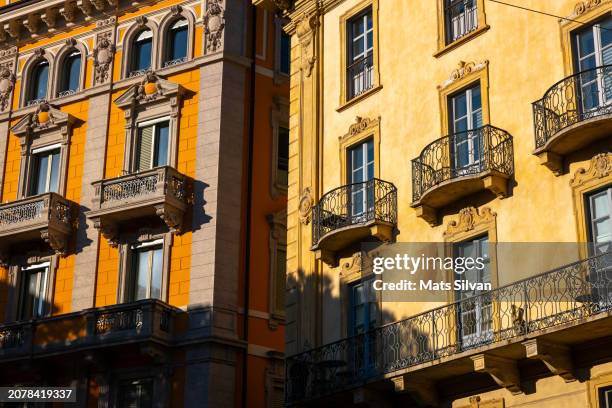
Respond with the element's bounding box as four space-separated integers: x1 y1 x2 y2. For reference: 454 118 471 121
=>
439 60 489 91
338 115 381 182
341 116 379 142
0 47 17 59
40 228 69 255
457 396 505 408
339 252 362 277
296 12 319 77
444 207 496 237
155 203 184 233
298 187 314 225
0 64 16 112
570 153 612 188
114 70 183 110
11 102 76 139
203 0 225 53
572 0 609 16
93 31 115 86
95 16 116 28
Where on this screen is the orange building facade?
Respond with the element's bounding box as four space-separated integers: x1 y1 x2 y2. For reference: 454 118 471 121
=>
0 0 288 406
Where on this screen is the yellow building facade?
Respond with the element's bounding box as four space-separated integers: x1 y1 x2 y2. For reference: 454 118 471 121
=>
282 0 612 406
0 0 289 406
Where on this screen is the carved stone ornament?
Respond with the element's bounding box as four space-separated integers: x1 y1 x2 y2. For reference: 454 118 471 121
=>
340 116 379 143
570 153 612 187
340 252 362 277
444 207 496 237
298 187 314 225
573 0 609 16
96 16 116 28
40 228 68 255
93 33 115 85
0 47 17 59
273 0 292 10
114 70 183 111
204 0 225 53
0 65 16 112
296 12 319 77
170 5 182 16
155 203 184 233
94 219 118 247
11 102 75 138
439 60 488 90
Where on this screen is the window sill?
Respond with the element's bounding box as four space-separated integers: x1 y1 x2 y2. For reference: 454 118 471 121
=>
433 24 490 58
337 84 383 113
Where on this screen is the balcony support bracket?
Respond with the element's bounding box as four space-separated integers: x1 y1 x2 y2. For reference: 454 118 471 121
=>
370 224 393 242
92 218 119 247
537 151 563 176
352 388 392 408
40 227 69 255
471 354 522 395
414 205 437 226
482 174 509 198
391 374 438 407
154 203 185 233
523 338 575 382
315 249 337 267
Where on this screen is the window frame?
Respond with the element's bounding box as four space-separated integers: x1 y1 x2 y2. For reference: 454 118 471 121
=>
435 0 488 57
134 118 171 172
121 19 159 79
267 210 287 329
125 239 165 302
28 143 62 196
26 59 50 107
338 116 381 185
53 41 88 99
338 0 381 110
18 261 51 320
118 232 172 304
158 7 195 70
274 16 291 83
270 97 289 197
586 186 612 255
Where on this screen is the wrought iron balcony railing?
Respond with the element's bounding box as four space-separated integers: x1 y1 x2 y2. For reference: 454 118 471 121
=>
532 65 612 149
286 251 612 404
445 0 478 44
312 179 397 248
411 125 514 203
0 299 177 359
0 192 73 258
347 52 374 100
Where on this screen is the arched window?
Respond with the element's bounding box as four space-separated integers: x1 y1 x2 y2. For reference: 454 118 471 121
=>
58 51 82 97
27 60 49 105
131 29 153 76
164 19 188 67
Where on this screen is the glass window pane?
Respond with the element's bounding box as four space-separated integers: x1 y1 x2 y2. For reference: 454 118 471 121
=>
134 32 152 72
600 17 612 48
170 26 188 61
150 247 163 300
280 32 291 74
67 54 81 91
33 154 49 195
593 192 610 219
278 127 289 171
32 62 49 101
453 93 467 120
48 150 60 193
578 29 595 57
135 250 149 300
154 122 169 167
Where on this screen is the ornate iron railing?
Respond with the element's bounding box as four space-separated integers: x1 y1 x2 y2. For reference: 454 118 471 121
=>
286 251 612 404
163 57 188 68
347 51 374 100
94 166 187 207
445 0 478 44
0 193 71 230
312 179 397 247
0 326 24 349
411 125 514 202
532 65 612 149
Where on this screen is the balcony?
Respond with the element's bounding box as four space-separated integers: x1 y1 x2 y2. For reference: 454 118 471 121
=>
286 251 612 406
0 193 73 262
86 166 190 246
532 65 612 174
411 125 514 225
0 299 178 361
312 179 397 266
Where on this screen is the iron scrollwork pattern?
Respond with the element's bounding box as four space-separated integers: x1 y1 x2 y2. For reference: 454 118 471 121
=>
101 174 158 204
311 179 397 246
412 125 514 202
286 251 612 404
95 308 144 334
532 65 612 148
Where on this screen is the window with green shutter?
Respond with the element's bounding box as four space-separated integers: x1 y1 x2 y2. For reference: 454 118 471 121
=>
135 120 170 172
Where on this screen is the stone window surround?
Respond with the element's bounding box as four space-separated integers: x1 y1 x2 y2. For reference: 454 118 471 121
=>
434 0 489 58
588 370 612 408
5 253 58 322
11 106 75 199
270 95 289 198
116 229 173 304
121 6 197 79
267 209 287 329
570 153 612 259
338 116 381 184
19 40 90 108
560 0 612 76
337 0 382 111
438 60 490 136
443 206 499 304
273 16 290 84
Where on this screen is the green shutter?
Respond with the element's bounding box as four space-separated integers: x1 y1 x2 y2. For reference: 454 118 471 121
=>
137 125 154 171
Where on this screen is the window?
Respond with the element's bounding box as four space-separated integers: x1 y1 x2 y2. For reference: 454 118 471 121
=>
27 60 49 105
445 0 478 44
587 186 612 256
454 236 492 347
164 19 188 67
599 385 612 408
135 120 169 172
348 278 377 374
29 145 60 196
347 139 374 218
126 240 163 302
347 8 374 100
58 51 81 97
131 30 153 76
277 126 289 188
118 378 153 408
279 30 291 75
574 16 612 111
19 263 49 320
450 84 483 174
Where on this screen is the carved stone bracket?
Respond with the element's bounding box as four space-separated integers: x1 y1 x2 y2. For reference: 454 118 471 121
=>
40 228 69 255
391 374 438 407
523 338 575 382
472 354 522 395
296 12 319 77
93 219 118 247
203 0 225 53
154 203 184 233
